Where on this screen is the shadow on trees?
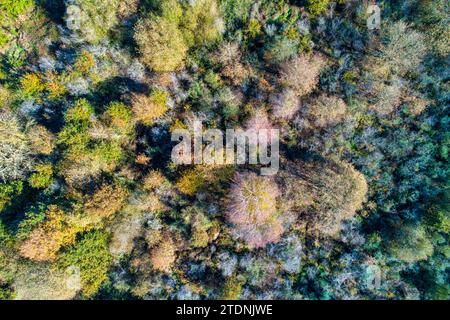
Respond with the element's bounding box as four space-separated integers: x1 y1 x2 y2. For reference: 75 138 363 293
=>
36 0 66 25
92 76 149 112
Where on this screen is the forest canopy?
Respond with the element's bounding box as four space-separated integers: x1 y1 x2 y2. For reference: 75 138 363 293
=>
0 0 448 300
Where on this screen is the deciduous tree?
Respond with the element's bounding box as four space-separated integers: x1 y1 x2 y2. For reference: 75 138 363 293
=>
226 172 284 248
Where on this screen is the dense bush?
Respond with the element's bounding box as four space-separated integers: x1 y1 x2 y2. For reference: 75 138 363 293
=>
135 0 221 72
388 223 434 263
58 231 112 297
28 163 53 189
0 0 34 49
307 0 330 16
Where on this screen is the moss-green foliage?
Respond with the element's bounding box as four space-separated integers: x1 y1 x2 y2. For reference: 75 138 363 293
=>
263 36 298 65
180 0 222 46
307 0 330 17
147 0 183 23
0 111 34 182
20 73 45 99
104 101 133 135
58 99 94 152
245 19 262 39
221 0 253 31
0 181 23 212
58 231 112 298
0 285 14 300
135 16 188 72
388 224 434 263
220 275 244 300
135 0 221 71
16 204 47 240
0 1 53 55
0 0 32 16
55 98 133 186
90 141 124 165
28 163 53 189
0 0 34 48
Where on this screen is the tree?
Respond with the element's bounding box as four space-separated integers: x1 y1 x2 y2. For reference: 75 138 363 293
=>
58 100 129 186
143 170 166 190
149 232 177 272
109 206 144 258
135 16 188 72
0 111 34 182
226 172 284 248
64 0 121 44
182 205 216 248
245 110 275 133
279 158 368 237
416 0 449 57
176 165 234 196
73 50 95 74
270 89 300 120
131 89 168 125
220 275 244 300
0 85 13 108
176 168 208 196
135 0 221 72
60 141 124 187
142 0 183 24
27 125 55 155
180 0 222 46
307 0 330 17
19 205 79 262
58 231 112 297
103 101 133 136
379 21 427 77
213 42 248 86
20 73 45 99
263 36 298 65
28 163 53 189
84 183 128 220
14 263 79 300
298 94 347 130
58 99 94 152
388 224 434 263
279 53 325 97
213 42 241 66
0 181 23 212
0 0 34 49
367 76 403 116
